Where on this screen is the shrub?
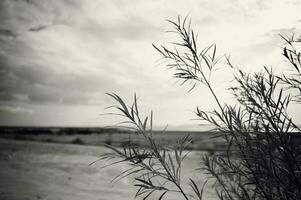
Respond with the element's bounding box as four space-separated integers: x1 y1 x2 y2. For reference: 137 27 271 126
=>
97 16 301 200
44 138 54 143
71 137 85 145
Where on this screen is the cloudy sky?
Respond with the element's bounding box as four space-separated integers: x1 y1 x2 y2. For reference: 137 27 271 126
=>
0 0 300 129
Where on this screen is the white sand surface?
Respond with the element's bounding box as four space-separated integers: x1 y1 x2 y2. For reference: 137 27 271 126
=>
0 139 216 200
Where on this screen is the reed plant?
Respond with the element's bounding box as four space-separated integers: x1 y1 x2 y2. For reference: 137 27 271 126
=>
97 16 301 200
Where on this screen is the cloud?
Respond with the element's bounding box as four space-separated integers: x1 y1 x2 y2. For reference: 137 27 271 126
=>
0 105 33 114
0 29 17 37
28 24 49 32
0 56 125 105
0 0 300 127
0 0 164 108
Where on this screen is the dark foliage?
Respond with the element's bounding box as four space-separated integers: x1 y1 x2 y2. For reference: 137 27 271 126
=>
72 138 85 145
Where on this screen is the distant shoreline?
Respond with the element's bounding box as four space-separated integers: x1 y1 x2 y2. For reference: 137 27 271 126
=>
0 126 226 152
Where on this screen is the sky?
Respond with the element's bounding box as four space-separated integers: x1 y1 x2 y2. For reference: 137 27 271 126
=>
0 0 301 129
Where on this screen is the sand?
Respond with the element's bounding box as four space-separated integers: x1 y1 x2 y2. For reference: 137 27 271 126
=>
0 139 216 200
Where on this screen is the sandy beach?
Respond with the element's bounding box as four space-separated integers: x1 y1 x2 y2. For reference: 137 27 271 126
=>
0 138 217 200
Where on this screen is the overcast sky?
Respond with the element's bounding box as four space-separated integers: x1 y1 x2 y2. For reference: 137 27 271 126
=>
0 0 301 129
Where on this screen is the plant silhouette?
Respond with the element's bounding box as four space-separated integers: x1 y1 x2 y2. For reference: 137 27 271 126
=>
97 16 301 200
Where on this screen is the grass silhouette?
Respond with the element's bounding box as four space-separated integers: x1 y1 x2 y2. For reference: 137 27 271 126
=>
98 16 301 200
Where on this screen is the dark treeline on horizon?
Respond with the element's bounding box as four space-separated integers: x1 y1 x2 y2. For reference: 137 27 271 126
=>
0 126 216 135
